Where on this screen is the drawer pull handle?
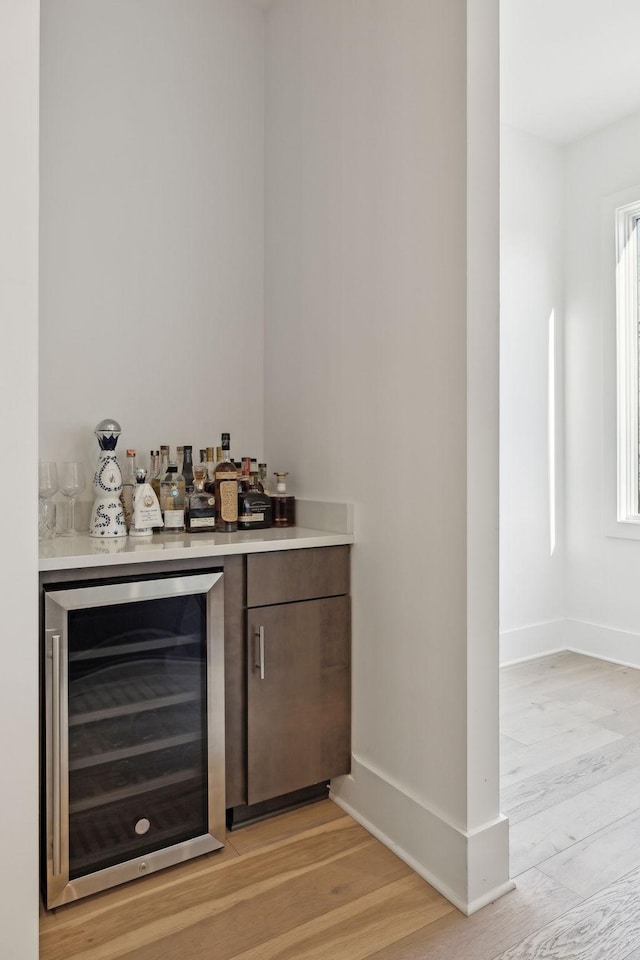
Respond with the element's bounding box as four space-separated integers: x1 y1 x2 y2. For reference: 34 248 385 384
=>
256 626 265 680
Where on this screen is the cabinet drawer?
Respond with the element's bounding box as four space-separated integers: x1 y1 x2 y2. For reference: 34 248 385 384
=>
246 545 350 607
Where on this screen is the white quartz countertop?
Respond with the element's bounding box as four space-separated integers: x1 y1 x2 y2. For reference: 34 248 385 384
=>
39 527 353 571
38 501 354 572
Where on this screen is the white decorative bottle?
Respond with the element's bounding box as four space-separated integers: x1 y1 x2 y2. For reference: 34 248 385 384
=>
89 419 128 538
130 467 163 537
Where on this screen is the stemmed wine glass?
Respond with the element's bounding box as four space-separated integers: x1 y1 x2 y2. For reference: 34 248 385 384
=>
59 461 86 537
38 461 58 540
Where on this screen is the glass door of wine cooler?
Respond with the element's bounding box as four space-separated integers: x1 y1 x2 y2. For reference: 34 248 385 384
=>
42 571 225 908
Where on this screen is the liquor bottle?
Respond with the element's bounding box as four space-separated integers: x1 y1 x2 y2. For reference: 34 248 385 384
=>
258 463 271 494
89 418 127 538
176 445 184 474
130 468 162 537
239 457 252 495
206 447 216 484
149 450 160 482
238 474 273 530
151 445 169 531
271 471 296 527
182 444 194 492
186 464 216 533
120 449 137 530
213 433 238 532
160 461 186 532
152 446 169 499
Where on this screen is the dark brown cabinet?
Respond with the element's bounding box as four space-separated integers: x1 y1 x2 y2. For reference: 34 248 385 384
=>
245 546 351 808
41 543 352 834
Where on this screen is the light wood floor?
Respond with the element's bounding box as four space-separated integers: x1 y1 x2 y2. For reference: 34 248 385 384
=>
40 652 640 959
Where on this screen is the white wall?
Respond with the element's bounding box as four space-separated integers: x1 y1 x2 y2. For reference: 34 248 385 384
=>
33 0 507 921
264 0 509 913
39 0 265 505
499 109 640 669
499 125 566 661
0 0 40 956
564 109 640 661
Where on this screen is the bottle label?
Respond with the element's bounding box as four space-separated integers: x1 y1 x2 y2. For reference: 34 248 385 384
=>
164 509 185 528
132 485 163 528
189 517 216 530
220 480 238 523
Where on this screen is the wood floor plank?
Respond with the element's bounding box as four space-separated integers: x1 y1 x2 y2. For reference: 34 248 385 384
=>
362 868 582 960
558 667 640 713
40 818 375 960
492 865 640 960
509 763 640 876
595 700 640 737
537 806 640 899
94 843 424 960
501 696 615 746
500 653 623 696
227 796 346 856
501 732 640 824
38 843 242 942
224 875 454 960
500 723 621 790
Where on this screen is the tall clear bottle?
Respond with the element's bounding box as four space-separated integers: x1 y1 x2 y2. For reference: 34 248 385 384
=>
149 450 160 483
182 444 194 493
152 446 169 500
213 432 238 532
160 461 186 532
205 447 216 492
152 445 169 531
120 449 137 531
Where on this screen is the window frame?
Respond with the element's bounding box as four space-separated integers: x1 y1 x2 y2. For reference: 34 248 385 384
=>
614 198 640 528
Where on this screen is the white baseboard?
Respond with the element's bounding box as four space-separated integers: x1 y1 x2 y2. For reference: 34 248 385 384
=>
330 755 513 916
500 618 640 671
565 619 640 670
499 619 566 666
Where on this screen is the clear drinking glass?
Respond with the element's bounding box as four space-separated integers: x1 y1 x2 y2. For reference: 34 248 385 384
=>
59 461 86 536
38 460 59 540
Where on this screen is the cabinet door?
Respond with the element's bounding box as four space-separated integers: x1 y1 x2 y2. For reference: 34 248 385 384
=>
247 596 350 805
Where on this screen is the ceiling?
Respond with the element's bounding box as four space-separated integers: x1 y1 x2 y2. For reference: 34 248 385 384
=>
501 0 640 144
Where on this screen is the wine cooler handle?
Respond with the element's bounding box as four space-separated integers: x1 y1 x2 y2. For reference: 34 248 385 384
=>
52 632 62 877
255 626 265 680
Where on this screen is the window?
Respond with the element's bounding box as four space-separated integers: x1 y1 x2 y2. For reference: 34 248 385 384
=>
615 199 640 525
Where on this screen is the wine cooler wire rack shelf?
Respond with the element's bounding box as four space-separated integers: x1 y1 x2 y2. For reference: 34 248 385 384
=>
67 651 206 814
68 782 205 878
69 657 202 724
68 631 201 663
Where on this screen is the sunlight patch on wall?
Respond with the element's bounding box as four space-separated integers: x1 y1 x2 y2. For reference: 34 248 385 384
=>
548 308 556 556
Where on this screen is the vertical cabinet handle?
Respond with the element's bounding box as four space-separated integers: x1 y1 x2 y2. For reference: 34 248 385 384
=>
255 626 265 680
51 633 62 877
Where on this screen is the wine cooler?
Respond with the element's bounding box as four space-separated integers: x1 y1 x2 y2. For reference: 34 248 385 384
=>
42 570 225 908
